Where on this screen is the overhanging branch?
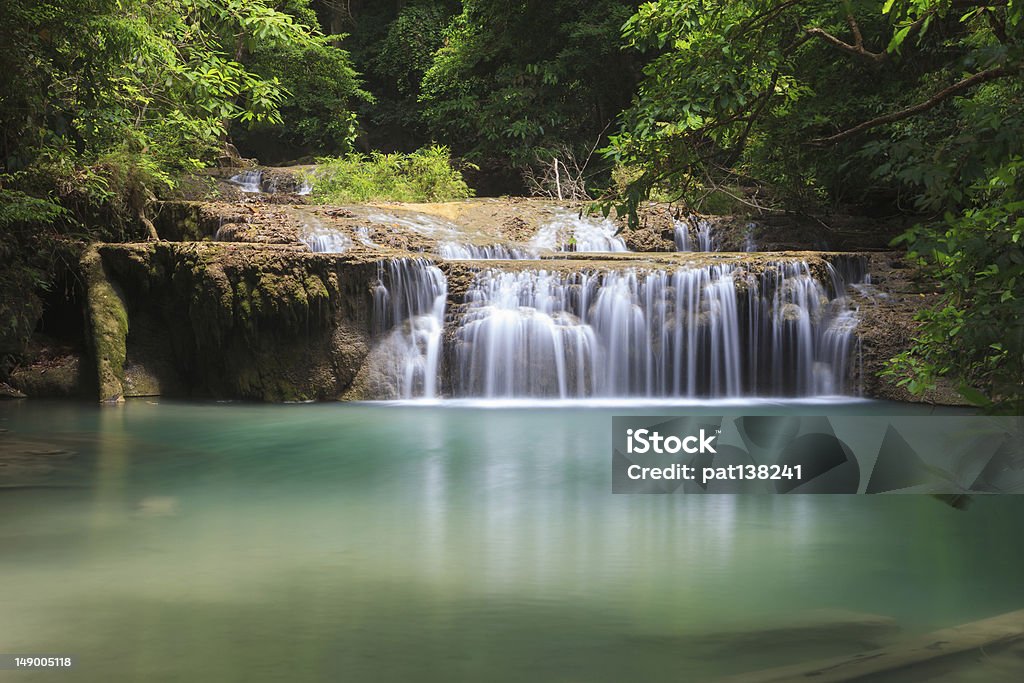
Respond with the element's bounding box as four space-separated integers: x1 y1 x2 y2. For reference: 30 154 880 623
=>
812 65 1016 145
805 15 886 63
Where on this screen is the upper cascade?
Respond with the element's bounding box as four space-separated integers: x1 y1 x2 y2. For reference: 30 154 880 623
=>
532 210 629 253
674 218 717 252
438 243 534 260
301 218 352 253
228 170 263 194
226 168 312 195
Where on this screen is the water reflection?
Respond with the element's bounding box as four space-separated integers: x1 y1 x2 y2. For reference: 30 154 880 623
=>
0 400 1021 682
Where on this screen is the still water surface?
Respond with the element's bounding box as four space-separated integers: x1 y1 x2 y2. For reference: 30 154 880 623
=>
1 400 1021 681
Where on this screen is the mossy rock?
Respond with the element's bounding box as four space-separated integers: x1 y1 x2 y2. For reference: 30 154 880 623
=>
82 247 129 403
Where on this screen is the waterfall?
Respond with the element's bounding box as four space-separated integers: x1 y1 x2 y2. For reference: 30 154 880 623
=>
744 223 758 252
674 218 716 252
449 261 861 399
372 259 447 399
819 308 859 395
355 227 378 248
438 243 534 260
229 170 263 193
532 211 629 252
302 219 352 253
453 271 598 397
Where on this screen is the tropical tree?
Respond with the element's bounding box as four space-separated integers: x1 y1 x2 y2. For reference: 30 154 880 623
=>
419 0 640 174
607 0 1024 408
0 0 361 361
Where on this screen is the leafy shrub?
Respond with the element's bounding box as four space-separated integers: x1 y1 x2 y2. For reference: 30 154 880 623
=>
308 146 472 203
885 157 1024 413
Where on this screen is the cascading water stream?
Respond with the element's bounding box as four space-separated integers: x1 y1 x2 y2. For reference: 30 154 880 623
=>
743 223 758 252
228 170 263 193
301 218 352 253
438 243 534 260
675 218 717 252
447 261 864 399
372 259 447 399
454 271 599 397
532 210 629 252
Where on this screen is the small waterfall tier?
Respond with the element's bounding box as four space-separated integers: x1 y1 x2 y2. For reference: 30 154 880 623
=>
302 219 352 253
533 210 629 252
438 243 534 260
226 169 312 195
228 170 264 193
449 260 862 399
371 259 448 399
674 218 717 252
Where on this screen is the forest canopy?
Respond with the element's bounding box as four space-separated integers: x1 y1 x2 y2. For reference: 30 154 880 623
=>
0 0 1021 409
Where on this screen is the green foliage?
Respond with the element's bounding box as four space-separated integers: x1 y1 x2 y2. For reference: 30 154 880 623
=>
234 35 370 158
419 0 639 167
307 146 472 203
886 156 1024 412
374 5 453 95
337 1 459 152
0 0 331 219
611 0 1024 407
0 189 69 357
0 0 354 365
365 3 454 149
605 1 903 218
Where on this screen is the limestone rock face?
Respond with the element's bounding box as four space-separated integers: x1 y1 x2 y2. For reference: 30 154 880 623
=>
82 247 129 403
9 357 81 398
81 242 378 402
67 197 947 404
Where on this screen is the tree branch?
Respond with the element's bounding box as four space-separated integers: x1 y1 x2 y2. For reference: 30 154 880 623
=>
805 11 933 64
805 15 886 63
812 65 1016 144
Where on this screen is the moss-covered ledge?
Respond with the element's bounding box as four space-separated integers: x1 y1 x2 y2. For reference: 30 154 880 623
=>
81 246 130 403
81 242 379 402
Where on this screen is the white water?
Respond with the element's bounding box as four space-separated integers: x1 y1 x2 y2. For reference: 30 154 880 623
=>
229 170 263 193
448 261 862 399
675 218 717 252
454 271 599 397
532 210 629 252
743 222 758 252
364 250 865 400
372 259 448 399
301 218 352 253
438 243 534 260
355 226 378 247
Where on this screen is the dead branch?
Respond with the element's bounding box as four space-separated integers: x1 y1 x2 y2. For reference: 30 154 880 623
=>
524 145 591 201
